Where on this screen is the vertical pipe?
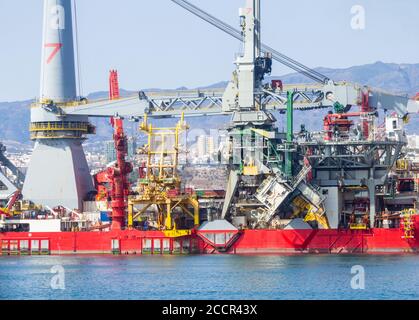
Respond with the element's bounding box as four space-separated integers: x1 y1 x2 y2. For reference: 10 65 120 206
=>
140 237 143 255
174 122 179 178
254 0 261 57
361 92 370 139
127 203 133 229
110 118 132 230
285 91 294 176
368 173 376 228
147 121 152 181
166 203 172 230
192 199 200 226
160 131 165 180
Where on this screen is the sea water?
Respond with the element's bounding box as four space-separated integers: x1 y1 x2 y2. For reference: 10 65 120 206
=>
0 254 418 300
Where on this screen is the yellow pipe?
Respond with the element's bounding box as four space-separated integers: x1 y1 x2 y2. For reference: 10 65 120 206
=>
188 198 200 226
127 203 134 229
165 202 172 230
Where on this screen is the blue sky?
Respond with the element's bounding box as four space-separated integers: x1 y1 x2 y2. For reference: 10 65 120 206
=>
0 0 418 101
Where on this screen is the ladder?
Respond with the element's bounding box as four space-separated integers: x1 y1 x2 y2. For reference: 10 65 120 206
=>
401 210 416 240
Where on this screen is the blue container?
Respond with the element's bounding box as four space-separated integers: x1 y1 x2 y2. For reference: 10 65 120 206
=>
100 211 110 222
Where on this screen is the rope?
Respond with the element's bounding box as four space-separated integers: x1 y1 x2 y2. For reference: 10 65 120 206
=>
73 0 84 98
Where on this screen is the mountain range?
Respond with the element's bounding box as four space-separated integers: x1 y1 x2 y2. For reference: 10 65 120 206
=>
1 61 418 148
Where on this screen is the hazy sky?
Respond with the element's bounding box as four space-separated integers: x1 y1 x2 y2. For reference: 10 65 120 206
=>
0 0 418 101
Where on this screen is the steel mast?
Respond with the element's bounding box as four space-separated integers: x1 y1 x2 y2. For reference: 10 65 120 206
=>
22 0 95 210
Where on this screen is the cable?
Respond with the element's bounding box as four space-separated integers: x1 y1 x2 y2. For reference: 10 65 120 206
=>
73 0 84 98
170 0 330 84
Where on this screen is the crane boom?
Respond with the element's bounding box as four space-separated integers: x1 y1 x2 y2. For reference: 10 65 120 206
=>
0 143 25 188
39 0 416 120
170 0 330 84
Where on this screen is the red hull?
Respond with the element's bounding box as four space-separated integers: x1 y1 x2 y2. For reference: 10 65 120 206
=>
1 221 419 255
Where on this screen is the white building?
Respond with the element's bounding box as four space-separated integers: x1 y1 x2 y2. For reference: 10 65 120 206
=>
192 135 218 163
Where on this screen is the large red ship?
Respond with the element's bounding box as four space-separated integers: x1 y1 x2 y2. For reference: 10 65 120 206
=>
2 106 418 255
2 65 419 257
1 0 419 256
1 220 418 255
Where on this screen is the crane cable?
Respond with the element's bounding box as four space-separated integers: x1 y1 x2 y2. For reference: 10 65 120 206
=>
170 0 330 84
73 0 84 98
171 0 327 83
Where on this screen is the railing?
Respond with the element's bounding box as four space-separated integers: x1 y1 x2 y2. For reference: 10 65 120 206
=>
30 122 90 132
32 99 90 109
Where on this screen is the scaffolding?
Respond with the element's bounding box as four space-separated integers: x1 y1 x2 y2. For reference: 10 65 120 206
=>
128 114 199 235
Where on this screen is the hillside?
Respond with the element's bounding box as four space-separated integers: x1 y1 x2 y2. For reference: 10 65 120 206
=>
1 61 418 146
279 61 419 96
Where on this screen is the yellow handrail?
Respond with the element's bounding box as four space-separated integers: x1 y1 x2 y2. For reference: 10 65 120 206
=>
30 122 89 132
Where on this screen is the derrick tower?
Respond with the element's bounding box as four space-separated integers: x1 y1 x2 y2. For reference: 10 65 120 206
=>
22 0 95 210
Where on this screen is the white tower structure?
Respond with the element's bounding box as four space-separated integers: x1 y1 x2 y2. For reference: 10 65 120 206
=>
22 0 95 210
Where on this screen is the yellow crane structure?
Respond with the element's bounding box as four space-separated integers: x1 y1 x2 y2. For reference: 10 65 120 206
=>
128 114 199 237
0 191 22 218
291 196 330 229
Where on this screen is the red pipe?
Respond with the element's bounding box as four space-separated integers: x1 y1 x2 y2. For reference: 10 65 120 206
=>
323 112 362 141
108 118 133 230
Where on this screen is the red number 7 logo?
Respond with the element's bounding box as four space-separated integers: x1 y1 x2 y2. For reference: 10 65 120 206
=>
44 43 63 64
